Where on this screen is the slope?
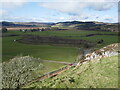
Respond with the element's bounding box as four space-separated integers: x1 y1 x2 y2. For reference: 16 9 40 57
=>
23 43 119 88
24 55 118 88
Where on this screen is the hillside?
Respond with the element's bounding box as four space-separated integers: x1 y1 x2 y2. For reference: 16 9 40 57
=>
1 21 36 27
1 21 119 32
23 43 119 88
52 21 119 32
0 21 54 27
24 55 118 88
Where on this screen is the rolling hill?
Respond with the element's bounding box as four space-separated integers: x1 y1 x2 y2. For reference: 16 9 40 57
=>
1 21 119 32
0 21 55 27
52 21 119 32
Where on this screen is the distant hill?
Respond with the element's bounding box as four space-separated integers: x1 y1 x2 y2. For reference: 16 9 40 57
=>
1 21 55 27
53 21 119 32
14 22 55 26
1 21 119 32
1 21 36 27
57 21 96 25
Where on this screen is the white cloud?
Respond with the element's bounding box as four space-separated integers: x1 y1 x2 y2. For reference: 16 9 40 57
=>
0 0 28 16
1 0 119 23
1 0 28 2
103 15 118 22
1 0 28 9
68 14 90 20
0 9 7 16
38 0 118 23
39 1 116 14
2 15 57 22
89 2 115 11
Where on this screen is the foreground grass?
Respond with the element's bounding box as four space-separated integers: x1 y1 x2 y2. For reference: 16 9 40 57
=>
24 55 118 88
35 61 65 77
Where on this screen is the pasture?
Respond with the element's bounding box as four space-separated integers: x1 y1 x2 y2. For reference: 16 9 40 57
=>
2 29 119 62
2 36 78 62
6 29 118 36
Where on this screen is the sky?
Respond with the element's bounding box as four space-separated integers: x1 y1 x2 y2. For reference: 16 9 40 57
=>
0 0 120 23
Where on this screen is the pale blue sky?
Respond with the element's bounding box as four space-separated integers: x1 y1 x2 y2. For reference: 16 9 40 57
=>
1 1 119 23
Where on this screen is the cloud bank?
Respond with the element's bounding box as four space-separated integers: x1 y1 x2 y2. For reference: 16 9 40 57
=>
39 1 116 13
1 0 119 23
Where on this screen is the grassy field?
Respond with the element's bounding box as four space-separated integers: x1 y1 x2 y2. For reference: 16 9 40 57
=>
66 35 118 49
6 29 118 36
2 36 78 62
37 61 65 75
3 30 119 62
24 55 118 88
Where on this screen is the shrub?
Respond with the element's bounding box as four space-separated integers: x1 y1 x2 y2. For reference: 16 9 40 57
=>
69 77 75 83
2 56 44 89
97 39 104 44
2 27 7 33
82 42 95 49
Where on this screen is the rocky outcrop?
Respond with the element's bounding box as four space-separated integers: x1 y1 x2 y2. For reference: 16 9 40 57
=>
79 43 120 64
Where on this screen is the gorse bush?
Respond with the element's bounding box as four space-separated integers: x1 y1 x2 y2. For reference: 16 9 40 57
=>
2 56 44 89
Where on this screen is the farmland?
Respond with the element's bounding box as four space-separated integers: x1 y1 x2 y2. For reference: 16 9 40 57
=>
2 36 78 62
3 29 119 61
1 1 120 88
1 0 120 88
2 21 119 89
2 29 119 62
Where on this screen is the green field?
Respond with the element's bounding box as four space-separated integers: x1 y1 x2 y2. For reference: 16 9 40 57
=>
24 55 118 88
2 30 119 76
6 29 118 37
3 36 78 62
3 30 119 62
